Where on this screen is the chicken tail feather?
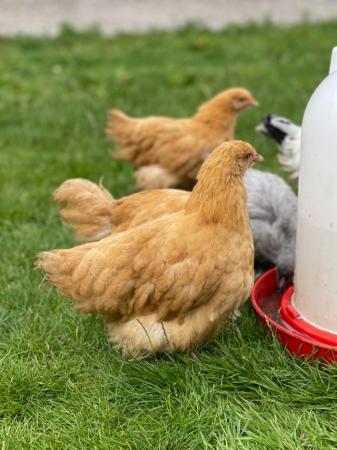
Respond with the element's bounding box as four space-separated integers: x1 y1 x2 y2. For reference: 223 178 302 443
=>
54 178 116 242
35 245 97 305
35 250 75 297
106 108 133 143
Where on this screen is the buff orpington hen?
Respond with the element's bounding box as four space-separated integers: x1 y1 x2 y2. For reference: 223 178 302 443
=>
37 141 262 358
106 88 258 189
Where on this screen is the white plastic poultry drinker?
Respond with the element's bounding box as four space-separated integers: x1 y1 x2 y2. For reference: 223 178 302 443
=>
252 47 337 362
294 47 337 334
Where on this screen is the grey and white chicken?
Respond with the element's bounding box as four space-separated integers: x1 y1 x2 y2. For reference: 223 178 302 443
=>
256 114 301 180
245 168 297 288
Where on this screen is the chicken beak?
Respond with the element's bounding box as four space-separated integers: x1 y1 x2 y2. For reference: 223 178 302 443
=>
247 97 259 107
253 153 264 162
255 123 267 133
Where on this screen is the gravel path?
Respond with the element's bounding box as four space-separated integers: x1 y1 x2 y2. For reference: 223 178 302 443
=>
1 0 337 36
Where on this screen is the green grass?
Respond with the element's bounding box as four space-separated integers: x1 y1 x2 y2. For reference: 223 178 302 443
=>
1 21 337 449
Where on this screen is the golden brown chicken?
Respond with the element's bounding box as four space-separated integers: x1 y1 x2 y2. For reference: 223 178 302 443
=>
37 141 262 358
106 88 258 190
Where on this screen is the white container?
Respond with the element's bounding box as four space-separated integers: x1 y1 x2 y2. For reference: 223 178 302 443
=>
294 47 337 334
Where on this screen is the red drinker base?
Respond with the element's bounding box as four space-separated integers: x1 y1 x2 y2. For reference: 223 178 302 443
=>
251 268 337 363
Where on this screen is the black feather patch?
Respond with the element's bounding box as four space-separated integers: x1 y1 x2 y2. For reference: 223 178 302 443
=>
262 114 287 145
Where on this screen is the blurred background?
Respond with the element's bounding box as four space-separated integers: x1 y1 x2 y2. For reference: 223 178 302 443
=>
1 0 337 36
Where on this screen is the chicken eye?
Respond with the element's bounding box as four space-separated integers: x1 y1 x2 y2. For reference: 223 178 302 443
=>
238 97 246 102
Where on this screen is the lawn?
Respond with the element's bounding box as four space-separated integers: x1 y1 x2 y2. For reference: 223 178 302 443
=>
1 21 337 449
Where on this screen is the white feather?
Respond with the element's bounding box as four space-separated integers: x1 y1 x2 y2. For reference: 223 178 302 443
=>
257 115 301 179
